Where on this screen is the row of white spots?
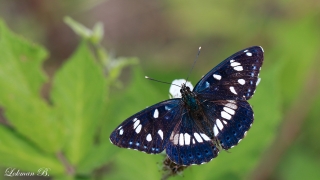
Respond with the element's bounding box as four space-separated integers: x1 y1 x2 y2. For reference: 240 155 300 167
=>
153 109 159 118
133 118 142 134
213 119 226 136
170 132 211 146
244 49 252 56
220 100 238 121
230 59 243 71
213 74 221 80
229 86 237 95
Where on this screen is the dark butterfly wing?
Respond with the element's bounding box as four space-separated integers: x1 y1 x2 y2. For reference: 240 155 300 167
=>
110 99 181 154
199 98 254 150
194 46 264 100
166 111 219 165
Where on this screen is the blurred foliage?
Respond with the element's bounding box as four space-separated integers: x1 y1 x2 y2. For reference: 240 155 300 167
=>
0 0 319 180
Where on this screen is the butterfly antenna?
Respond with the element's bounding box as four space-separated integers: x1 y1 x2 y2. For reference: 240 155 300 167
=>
145 76 181 87
186 46 201 83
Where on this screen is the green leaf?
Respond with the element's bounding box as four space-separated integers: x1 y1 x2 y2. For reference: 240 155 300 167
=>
0 125 64 176
76 143 117 175
51 41 107 165
0 19 65 152
64 17 92 39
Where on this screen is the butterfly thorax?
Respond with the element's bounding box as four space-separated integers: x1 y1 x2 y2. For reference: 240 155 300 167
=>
180 84 200 112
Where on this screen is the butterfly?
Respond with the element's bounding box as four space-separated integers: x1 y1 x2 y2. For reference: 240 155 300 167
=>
110 46 264 166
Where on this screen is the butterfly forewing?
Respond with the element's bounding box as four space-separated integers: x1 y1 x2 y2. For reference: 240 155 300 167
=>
194 46 264 100
110 99 181 154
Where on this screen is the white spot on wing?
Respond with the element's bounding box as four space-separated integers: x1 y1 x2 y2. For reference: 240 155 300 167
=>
221 111 232 120
153 109 159 118
117 126 122 130
244 50 248 52
224 107 235 115
213 74 222 80
179 133 184 146
238 79 245 85
256 78 261 86
119 129 124 135
223 120 228 124
133 120 140 129
246 52 252 56
135 124 142 134
213 125 219 136
230 86 237 95
146 134 152 142
158 129 163 140
231 62 241 67
225 103 238 109
173 134 179 145
184 133 191 145
234 66 243 71
230 59 235 62
192 138 195 144
194 133 203 143
216 119 224 130
200 133 211 141
133 118 138 122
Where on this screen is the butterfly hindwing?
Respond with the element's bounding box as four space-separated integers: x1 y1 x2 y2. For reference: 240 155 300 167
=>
110 99 181 154
200 98 254 150
166 112 219 165
194 46 264 100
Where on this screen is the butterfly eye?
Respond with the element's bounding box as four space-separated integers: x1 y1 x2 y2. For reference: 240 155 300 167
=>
186 87 190 91
180 89 183 93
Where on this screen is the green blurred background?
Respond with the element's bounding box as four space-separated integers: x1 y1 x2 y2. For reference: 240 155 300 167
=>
0 0 320 179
